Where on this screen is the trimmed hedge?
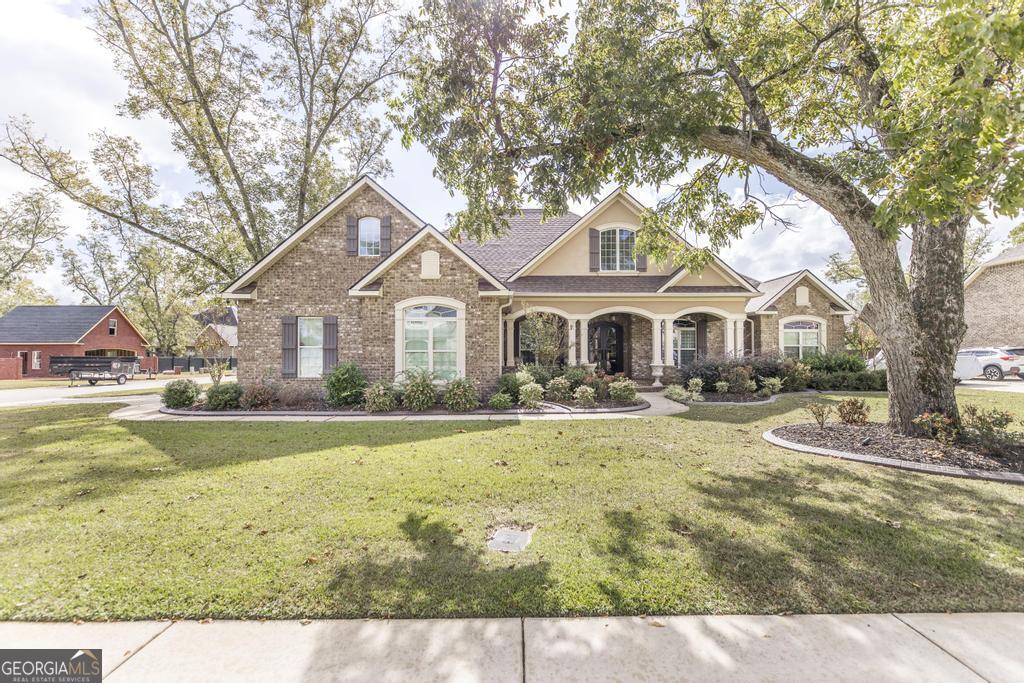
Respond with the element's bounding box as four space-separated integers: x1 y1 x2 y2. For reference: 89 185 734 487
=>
162 379 200 409
205 382 243 410
803 351 867 373
809 369 887 391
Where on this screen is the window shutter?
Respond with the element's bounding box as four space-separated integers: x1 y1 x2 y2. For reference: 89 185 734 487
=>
589 229 600 271
636 252 647 272
281 316 297 378
346 215 358 256
380 215 392 256
696 318 708 358
323 315 338 371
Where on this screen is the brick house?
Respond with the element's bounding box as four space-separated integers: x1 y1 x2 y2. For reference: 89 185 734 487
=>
963 244 1024 349
0 305 150 378
224 176 854 391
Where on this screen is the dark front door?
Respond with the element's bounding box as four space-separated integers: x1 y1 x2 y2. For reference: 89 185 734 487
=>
590 322 624 374
18 351 28 375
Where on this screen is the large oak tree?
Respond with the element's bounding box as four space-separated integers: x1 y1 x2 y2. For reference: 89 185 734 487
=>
400 0 1024 434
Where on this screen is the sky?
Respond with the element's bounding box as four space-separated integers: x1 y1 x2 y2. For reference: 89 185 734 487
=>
0 0 1017 304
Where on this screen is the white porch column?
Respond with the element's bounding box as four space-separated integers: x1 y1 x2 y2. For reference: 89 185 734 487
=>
725 317 736 356
504 318 515 367
663 317 673 367
567 318 577 366
579 317 593 368
650 318 664 387
735 319 746 356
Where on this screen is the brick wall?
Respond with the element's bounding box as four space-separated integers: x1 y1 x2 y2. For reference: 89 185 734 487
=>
963 261 1024 348
763 275 846 353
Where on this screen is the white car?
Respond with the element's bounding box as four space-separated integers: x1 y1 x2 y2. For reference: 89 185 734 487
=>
957 348 1021 380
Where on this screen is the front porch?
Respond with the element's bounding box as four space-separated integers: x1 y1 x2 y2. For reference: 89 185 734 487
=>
503 306 752 386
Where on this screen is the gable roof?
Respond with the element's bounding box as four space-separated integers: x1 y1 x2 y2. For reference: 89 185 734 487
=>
224 175 427 296
457 209 581 280
193 306 238 327
965 243 1024 287
0 305 148 344
657 256 759 294
745 270 855 314
198 323 238 348
348 225 509 295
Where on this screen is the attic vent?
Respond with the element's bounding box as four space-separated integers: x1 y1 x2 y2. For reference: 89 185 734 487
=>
421 250 440 279
796 285 810 306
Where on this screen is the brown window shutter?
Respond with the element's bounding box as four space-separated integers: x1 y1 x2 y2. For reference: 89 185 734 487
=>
696 318 708 358
323 315 338 371
281 316 298 378
380 215 392 256
589 229 600 271
346 215 358 256
635 252 647 272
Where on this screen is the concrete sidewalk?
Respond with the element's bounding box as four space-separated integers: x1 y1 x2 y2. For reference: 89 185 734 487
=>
2 613 1021 682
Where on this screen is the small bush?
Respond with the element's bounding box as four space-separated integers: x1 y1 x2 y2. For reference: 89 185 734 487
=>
573 384 596 408
837 397 870 425
488 392 514 410
497 371 525 402
756 387 772 398
804 351 867 373
760 376 784 395
162 379 201 409
324 362 367 407
561 366 589 391
363 381 397 412
514 368 534 387
912 412 960 445
240 383 275 411
806 402 833 429
686 377 704 395
205 382 243 410
781 359 812 391
714 380 730 394
962 404 1017 456
664 384 694 404
277 383 321 409
545 376 573 403
586 373 617 400
443 377 480 412
401 369 437 411
723 365 754 394
522 363 554 387
518 382 544 409
608 378 638 403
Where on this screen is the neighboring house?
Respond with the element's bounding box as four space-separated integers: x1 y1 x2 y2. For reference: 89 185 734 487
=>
963 244 1024 349
0 305 150 378
191 306 239 358
224 176 854 391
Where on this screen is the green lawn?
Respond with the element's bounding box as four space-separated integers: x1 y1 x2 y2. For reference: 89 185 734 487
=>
1 389 1022 621
0 379 72 389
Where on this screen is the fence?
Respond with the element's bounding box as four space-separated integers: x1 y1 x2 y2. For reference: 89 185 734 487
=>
155 356 238 373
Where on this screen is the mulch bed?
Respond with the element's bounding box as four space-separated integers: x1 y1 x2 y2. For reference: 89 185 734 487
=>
775 423 1024 473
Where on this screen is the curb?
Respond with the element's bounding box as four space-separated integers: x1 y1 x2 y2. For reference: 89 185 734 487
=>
762 427 1024 485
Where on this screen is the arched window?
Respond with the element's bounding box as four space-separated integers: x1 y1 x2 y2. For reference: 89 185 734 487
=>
358 216 381 256
673 319 697 366
782 320 821 359
599 228 636 271
396 299 465 380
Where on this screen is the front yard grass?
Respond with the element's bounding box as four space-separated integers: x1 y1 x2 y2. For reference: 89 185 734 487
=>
1 389 1022 621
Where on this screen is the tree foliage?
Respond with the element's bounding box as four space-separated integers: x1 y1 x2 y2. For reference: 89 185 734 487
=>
0 190 66 288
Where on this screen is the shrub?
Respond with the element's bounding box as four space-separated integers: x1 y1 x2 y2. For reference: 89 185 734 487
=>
714 380 730 394
686 378 704 395
278 383 322 409
756 387 772 398
497 371 526 402
324 362 367 407
676 354 784 389
488 392 514 410
518 382 544 409
205 382 243 410
810 369 888 392
912 412 960 445
545 376 573 403
586 372 615 400
723 365 753 394
781 359 811 391
806 402 833 430
162 379 201 409
573 384 596 407
514 368 534 387
443 378 480 412
522 363 554 388
837 397 870 425
401 369 437 411
760 376 784 395
363 381 397 412
608 378 638 403
561 365 589 391
240 383 275 411
962 405 1018 456
804 351 867 373
664 384 692 403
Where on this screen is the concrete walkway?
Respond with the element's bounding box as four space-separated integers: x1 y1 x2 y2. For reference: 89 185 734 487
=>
2 613 1021 682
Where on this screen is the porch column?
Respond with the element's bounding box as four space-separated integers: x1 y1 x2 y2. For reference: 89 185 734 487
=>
734 319 746 356
663 317 673 367
504 318 515 367
725 317 736 356
579 317 594 369
567 318 577 366
650 318 664 387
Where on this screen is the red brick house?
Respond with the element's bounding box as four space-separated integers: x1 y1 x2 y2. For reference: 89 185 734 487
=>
0 305 150 378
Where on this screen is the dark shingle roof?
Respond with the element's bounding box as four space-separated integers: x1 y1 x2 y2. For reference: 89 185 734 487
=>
0 305 116 343
511 276 670 293
457 209 581 280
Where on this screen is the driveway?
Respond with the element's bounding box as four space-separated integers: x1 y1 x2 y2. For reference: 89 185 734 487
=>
958 377 1024 393
0 375 227 408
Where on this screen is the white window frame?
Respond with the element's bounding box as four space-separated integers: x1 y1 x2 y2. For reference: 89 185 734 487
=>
598 227 637 272
673 319 697 366
394 296 466 381
358 216 381 256
297 316 324 378
108 318 117 335
31 350 42 370
779 315 826 359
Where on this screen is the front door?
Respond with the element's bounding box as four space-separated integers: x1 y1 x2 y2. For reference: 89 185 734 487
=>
590 322 624 374
17 351 28 375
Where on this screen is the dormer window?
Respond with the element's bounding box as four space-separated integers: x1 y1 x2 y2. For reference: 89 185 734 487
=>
358 217 381 256
599 228 636 271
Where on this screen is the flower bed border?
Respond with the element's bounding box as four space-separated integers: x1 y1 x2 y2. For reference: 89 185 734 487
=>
763 426 1024 486
159 399 649 418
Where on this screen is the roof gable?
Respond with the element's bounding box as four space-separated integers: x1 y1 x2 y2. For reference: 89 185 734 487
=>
457 209 580 280
0 305 123 343
745 270 855 314
965 243 1024 286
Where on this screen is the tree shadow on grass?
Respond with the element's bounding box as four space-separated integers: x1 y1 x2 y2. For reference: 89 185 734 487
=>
325 512 553 618
673 392 890 426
